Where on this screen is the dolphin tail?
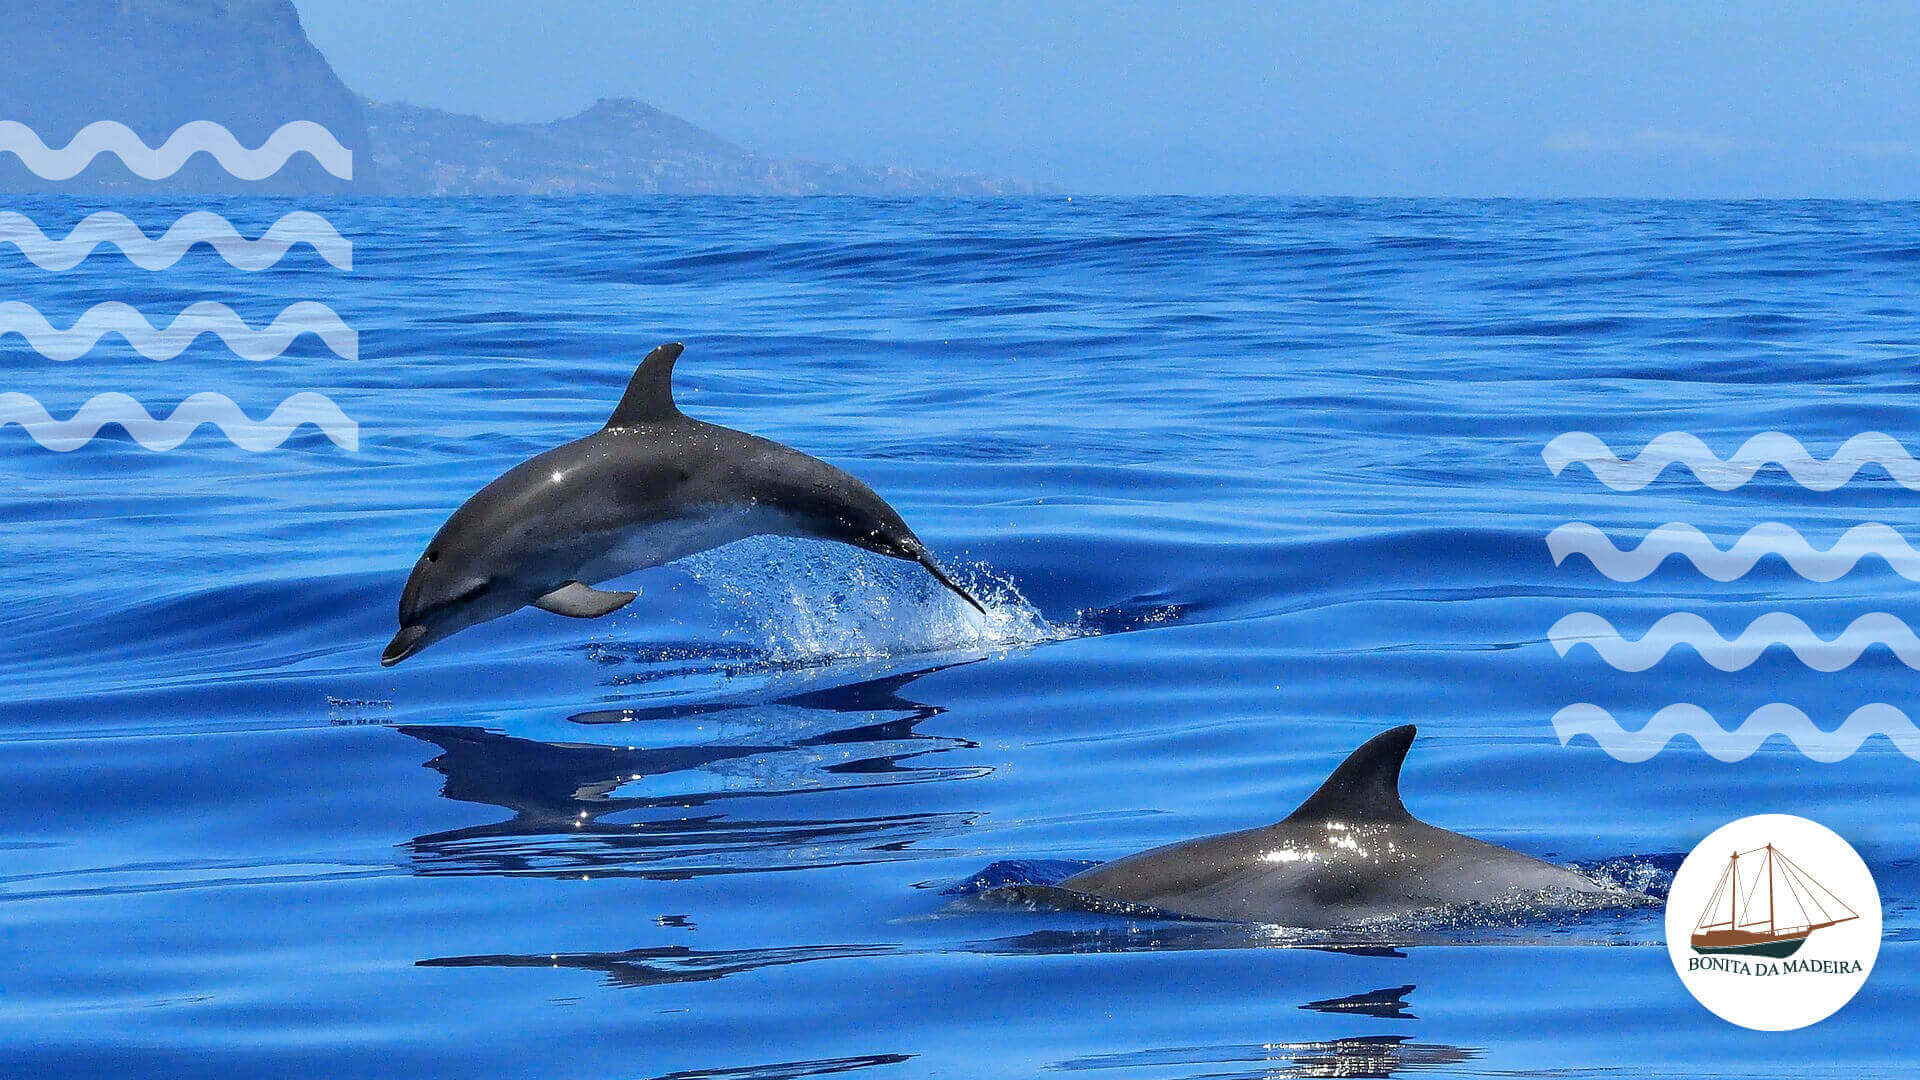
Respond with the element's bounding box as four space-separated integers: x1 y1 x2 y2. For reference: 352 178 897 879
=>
915 552 988 615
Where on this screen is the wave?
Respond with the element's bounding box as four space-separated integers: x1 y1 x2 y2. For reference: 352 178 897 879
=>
1550 611 1920 671
1547 521 1920 582
0 210 351 271
0 120 351 181
0 300 357 361
0 391 358 451
1552 702 1920 763
1544 431 1920 491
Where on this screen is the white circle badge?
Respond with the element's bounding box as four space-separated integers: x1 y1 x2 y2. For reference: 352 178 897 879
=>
1666 814 1880 1031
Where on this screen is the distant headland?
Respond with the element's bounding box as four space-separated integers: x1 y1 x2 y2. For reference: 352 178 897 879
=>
0 0 1055 195
364 98 1057 196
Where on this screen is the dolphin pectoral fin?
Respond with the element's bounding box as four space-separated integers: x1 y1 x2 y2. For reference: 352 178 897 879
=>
915 553 987 615
533 582 639 618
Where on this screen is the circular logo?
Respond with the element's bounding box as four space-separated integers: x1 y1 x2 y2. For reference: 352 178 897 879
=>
1666 814 1880 1030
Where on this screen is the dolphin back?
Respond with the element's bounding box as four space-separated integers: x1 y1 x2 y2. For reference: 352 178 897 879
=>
608 343 987 613
1060 725 1631 927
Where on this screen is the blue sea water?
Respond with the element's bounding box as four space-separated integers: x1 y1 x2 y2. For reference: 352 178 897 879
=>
1 196 1917 1077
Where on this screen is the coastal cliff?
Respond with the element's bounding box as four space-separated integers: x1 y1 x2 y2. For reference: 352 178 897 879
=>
0 0 374 193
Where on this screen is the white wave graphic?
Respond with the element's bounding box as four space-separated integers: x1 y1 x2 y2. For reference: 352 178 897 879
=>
0 120 351 181
1552 702 1920 763
1547 521 1920 582
0 391 357 452
1550 611 1920 671
0 210 350 271
0 301 357 361
1544 431 1920 491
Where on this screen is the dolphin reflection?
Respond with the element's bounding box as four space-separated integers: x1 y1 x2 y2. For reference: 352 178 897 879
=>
419 925 1407 990
418 942 896 990
399 663 986 880
1053 1036 1476 1079
417 936 1472 1077
1300 984 1419 1021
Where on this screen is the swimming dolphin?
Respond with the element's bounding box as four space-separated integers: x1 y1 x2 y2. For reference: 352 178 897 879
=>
383 343 984 666
1060 725 1641 927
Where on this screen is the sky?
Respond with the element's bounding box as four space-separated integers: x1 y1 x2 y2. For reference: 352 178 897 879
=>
297 1 1920 197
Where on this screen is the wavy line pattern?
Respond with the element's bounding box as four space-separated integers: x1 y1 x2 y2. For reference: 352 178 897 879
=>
1547 521 1920 582
0 392 357 451
0 120 351 181
0 211 351 271
0 301 357 361
1544 431 1920 491
1550 611 1920 671
1552 703 1920 763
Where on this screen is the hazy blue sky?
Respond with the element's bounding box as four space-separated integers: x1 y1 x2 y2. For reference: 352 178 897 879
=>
298 1 1920 197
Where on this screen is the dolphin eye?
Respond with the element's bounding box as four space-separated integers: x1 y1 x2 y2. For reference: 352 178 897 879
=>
426 550 440 563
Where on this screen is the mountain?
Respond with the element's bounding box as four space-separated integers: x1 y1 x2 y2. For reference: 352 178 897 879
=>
0 0 1051 196
365 97 1055 196
0 0 373 193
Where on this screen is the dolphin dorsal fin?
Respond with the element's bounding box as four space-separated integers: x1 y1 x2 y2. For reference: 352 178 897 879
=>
1283 725 1417 824
605 342 686 428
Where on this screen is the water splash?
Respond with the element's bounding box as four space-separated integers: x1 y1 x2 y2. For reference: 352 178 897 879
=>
678 537 1067 666
1575 854 1679 900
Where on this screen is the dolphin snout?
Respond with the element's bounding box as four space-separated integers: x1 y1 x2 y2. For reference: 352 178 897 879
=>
382 624 429 667
913 552 988 615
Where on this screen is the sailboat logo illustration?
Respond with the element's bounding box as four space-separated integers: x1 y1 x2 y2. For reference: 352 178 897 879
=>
1667 815 1880 1031
1689 842 1858 959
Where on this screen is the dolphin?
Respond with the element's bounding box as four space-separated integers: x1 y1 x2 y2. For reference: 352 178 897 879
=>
383 342 984 666
1059 725 1643 927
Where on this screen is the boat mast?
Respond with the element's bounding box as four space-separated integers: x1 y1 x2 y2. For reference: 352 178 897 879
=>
1766 844 1776 935
1729 851 1739 927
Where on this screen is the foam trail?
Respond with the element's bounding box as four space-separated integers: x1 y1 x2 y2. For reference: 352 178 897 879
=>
1544 431 1920 491
0 300 357 361
1547 521 1920 582
0 391 357 452
1552 703 1920 763
0 120 351 181
0 210 351 271
1550 611 1920 672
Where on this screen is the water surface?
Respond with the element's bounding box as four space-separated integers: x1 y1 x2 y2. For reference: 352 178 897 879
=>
1 197 1916 1077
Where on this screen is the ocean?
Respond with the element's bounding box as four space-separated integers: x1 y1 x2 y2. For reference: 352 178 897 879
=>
0 196 1915 1077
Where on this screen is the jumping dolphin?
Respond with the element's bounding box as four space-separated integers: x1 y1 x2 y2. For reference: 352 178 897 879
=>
1060 725 1643 927
383 343 984 666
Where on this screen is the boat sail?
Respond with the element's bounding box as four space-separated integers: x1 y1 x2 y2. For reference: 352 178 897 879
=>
1690 843 1858 959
